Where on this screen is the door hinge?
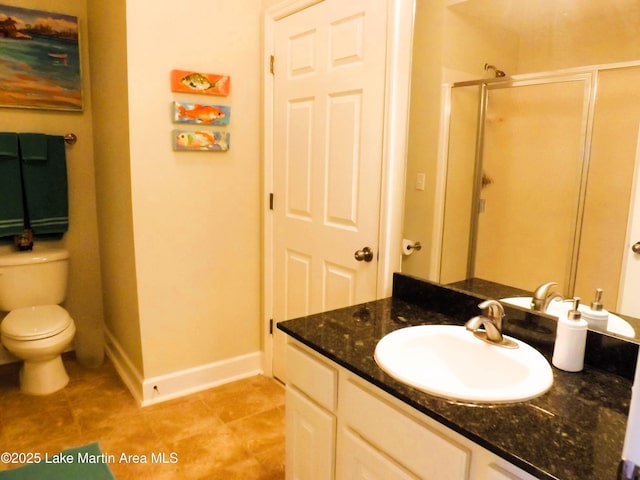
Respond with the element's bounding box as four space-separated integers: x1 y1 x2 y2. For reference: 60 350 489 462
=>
269 319 274 335
269 192 274 210
270 55 275 75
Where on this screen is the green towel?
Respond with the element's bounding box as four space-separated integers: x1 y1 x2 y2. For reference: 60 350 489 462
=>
18 133 48 161
0 133 25 237
0 442 115 479
19 134 68 235
0 131 19 159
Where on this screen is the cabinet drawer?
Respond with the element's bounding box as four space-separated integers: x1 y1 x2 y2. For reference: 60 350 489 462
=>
341 377 471 480
287 342 338 411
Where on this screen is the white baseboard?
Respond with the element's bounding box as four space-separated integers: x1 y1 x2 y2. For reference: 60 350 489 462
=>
103 327 145 404
140 351 263 406
103 327 263 407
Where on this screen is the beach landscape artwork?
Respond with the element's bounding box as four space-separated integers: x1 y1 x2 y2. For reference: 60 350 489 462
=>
0 4 82 111
170 70 230 96
172 130 230 152
173 101 230 125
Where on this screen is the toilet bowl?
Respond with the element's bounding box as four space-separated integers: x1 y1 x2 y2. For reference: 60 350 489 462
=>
0 248 76 395
1 305 76 395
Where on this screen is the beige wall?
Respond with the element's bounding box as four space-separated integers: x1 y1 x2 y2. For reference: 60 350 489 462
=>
128 0 262 377
87 0 142 374
402 0 519 279
401 0 445 279
89 0 263 379
0 0 104 366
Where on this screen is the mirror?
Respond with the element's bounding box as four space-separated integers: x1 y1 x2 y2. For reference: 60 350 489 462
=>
402 0 640 339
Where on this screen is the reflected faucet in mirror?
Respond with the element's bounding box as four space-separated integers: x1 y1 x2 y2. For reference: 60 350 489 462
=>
531 282 563 312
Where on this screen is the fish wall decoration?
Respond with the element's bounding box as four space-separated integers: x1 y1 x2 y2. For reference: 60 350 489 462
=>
172 130 230 152
173 101 230 125
170 70 231 96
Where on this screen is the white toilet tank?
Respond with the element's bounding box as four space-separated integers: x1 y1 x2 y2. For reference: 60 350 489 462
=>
0 248 69 312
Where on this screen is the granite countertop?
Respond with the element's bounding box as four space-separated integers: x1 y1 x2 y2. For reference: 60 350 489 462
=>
278 274 638 480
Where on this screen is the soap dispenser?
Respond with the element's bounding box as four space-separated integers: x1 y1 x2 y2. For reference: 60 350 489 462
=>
581 288 609 329
552 297 588 372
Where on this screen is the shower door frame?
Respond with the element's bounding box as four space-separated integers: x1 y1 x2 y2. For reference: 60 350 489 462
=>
439 71 596 295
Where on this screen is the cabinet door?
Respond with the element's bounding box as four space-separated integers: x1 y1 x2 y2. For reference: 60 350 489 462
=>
337 427 419 480
286 386 336 480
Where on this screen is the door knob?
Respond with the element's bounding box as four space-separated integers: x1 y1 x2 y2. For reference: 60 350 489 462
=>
632 242 640 254
354 246 374 262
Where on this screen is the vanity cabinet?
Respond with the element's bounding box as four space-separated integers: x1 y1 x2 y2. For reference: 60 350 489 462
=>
286 340 338 480
285 338 539 480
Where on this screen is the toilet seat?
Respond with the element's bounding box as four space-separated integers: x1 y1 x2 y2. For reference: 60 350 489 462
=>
1 305 72 341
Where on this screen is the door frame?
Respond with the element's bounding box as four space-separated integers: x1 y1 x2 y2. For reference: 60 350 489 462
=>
618 121 640 315
261 0 415 376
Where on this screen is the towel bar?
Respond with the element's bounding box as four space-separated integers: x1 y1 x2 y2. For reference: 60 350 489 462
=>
63 133 77 145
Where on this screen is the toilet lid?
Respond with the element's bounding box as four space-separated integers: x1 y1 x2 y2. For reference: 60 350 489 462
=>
1 305 72 340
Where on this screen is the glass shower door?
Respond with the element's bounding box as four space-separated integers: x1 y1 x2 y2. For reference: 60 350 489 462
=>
474 78 590 294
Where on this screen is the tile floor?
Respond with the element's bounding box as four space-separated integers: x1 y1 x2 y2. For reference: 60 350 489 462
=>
0 354 285 479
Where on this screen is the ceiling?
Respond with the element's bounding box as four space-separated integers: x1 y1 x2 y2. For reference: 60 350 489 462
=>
446 0 640 34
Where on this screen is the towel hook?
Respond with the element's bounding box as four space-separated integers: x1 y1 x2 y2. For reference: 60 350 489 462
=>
64 133 77 145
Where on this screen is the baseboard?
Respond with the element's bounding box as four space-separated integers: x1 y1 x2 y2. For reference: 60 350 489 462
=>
103 327 263 407
140 350 263 406
103 327 145 404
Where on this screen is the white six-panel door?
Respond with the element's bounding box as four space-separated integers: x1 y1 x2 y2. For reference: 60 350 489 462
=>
271 0 389 381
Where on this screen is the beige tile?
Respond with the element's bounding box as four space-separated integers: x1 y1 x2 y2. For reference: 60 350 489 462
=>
143 398 224 442
255 442 286 480
200 376 285 423
0 356 285 480
1 405 81 449
0 387 69 415
168 425 252 478
228 406 285 454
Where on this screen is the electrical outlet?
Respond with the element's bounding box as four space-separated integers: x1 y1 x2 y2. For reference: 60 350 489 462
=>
415 173 426 191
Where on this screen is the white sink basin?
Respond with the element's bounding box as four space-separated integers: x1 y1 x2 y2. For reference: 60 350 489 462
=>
374 325 553 404
501 297 635 337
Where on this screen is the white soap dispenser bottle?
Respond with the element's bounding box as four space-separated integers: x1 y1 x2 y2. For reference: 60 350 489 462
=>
552 297 588 372
581 288 609 329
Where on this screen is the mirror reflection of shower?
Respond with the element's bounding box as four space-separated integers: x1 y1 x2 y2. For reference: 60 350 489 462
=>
484 63 506 78
440 73 591 297
439 64 640 319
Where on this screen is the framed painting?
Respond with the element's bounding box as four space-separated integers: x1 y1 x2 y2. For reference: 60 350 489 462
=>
0 5 82 111
171 70 230 96
172 130 230 152
173 101 230 125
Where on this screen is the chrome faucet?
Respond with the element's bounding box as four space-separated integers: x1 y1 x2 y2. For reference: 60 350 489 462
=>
465 300 518 348
531 282 563 312
465 299 505 343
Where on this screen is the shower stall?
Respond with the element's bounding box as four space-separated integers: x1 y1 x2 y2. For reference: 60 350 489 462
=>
438 64 640 309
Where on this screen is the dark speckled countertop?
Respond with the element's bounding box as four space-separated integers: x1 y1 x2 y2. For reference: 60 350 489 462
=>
278 273 639 480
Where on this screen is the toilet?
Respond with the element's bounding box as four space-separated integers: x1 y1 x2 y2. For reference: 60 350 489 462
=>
0 248 76 395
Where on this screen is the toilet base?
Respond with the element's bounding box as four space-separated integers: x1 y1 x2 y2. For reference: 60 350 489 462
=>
19 355 69 395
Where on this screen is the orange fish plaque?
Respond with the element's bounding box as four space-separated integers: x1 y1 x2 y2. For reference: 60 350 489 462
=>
170 70 230 96
173 101 230 125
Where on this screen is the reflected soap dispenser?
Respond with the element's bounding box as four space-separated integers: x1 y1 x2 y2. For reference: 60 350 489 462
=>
581 288 609 329
552 297 588 372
